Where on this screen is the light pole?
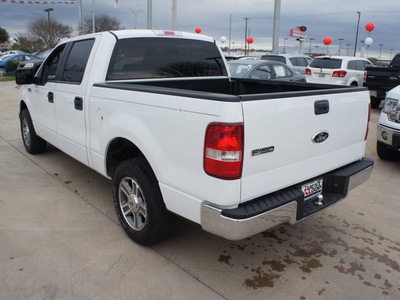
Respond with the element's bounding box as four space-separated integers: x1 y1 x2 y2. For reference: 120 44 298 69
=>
172 0 177 30
283 38 288 53
338 38 344 55
308 38 314 55
44 8 53 46
346 43 351 56
243 17 249 55
379 44 384 60
354 11 361 56
147 0 152 29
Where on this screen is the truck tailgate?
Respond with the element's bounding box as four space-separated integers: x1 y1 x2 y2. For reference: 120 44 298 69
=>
240 89 370 203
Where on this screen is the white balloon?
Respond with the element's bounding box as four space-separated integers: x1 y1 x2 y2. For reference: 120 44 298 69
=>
365 37 373 46
220 36 227 43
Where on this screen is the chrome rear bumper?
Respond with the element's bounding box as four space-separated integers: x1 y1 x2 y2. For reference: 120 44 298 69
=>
201 158 373 241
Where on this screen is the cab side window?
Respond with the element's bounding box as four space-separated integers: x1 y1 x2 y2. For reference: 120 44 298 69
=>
41 44 66 83
62 39 95 83
273 64 293 78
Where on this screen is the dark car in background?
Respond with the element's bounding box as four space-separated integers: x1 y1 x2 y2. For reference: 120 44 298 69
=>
17 49 53 72
228 59 306 82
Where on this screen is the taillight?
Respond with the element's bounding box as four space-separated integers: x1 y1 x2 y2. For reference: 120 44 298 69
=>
365 104 371 141
332 70 347 77
363 71 367 82
204 123 244 180
305 68 311 75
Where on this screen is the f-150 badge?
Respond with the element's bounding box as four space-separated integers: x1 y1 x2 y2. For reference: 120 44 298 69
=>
312 131 329 143
252 146 275 156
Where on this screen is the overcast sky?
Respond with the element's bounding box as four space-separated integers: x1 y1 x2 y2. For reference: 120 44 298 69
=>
1 0 399 58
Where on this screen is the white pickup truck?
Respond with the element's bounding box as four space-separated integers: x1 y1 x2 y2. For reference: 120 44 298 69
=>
16 30 373 245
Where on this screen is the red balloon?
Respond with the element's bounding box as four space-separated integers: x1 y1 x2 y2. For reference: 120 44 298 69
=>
195 27 202 34
247 36 254 44
323 36 332 46
365 22 375 32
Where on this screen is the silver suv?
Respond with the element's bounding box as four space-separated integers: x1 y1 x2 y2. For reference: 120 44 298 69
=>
261 53 312 74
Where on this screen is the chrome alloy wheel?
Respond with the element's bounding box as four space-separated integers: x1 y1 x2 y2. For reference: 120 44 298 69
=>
119 176 147 231
22 117 31 147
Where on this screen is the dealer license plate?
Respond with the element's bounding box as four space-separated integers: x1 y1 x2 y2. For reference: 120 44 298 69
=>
301 179 323 200
318 73 325 78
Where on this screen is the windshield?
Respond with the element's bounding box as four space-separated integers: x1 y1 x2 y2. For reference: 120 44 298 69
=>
37 49 53 59
310 58 342 69
229 63 253 78
261 56 286 63
107 38 227 80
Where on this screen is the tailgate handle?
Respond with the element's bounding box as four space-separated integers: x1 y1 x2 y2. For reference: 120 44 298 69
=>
314 100 329 115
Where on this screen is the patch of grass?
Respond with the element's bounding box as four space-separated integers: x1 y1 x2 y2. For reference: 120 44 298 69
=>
0 76 15 82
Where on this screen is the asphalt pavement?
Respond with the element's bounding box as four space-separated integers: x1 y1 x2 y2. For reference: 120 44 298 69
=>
0 81 399 300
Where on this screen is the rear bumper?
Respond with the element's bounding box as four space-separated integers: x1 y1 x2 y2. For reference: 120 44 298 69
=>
201 157 374 240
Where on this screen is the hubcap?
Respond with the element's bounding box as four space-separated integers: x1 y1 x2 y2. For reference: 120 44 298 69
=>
119 177 147 231
22 118 31 147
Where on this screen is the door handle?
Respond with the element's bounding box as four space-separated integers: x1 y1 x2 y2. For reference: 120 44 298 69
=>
74 97 83 111
47 92 54 103
314 100 329 115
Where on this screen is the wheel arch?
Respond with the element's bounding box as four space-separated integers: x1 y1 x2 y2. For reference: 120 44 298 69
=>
105 137 153 179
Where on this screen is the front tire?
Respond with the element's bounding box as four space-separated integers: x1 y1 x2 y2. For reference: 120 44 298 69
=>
0 67 6 76
377 141 399 161
20 109 47 154
112 158 176 245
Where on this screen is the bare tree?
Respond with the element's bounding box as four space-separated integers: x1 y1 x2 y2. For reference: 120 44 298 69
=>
82 14 122 34
27 17 72 49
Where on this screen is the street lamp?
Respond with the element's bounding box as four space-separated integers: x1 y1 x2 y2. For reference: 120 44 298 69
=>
338 38 344 55
283 37 288 53
379 44 384 60
44 8 53 46
309 38 314 55
44 8 53 28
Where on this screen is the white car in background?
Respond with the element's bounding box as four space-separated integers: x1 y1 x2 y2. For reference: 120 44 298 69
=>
306 56 373 86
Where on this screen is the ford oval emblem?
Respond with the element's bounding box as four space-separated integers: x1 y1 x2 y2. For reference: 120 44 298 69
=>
312 131 329 143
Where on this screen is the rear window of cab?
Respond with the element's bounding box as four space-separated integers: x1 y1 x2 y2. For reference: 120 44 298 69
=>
106 38 227 80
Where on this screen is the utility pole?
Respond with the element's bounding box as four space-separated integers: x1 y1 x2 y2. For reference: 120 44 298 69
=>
272 0 281 53
92 0 95 33
172 0 177 30
338 38 344 55
229 14 232 55
131 10 141 29
309 38 314 55
44 8 53 45
244 17 249 55
353 11 361 57
78 0 82 35
147 0 152 29
379 44 384 60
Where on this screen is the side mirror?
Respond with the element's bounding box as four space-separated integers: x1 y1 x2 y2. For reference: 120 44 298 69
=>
15 68 36 85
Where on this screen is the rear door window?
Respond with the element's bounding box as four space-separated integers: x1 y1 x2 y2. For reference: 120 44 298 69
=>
107 38 227 80
251 65 272 80
310 58 342 69
272 64 293 78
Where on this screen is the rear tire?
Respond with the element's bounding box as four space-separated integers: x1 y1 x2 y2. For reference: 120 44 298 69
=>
20 109 47 154
377 141 399 161
112 158 176 245
370 97 381 109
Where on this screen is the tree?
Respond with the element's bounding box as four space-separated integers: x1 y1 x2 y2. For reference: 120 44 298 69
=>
82 14 122 34
27 16 72 49
0 27 9 43
14 34 43 53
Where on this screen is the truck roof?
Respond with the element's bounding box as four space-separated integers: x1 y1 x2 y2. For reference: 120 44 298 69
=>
65 29 216 44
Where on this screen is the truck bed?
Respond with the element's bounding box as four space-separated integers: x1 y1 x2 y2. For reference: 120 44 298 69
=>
94 78 366 101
